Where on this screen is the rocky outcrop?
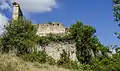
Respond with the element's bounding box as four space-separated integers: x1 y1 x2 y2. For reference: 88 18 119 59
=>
37 42 77 61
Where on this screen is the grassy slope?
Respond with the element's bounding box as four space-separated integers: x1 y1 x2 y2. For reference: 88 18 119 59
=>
0 54 71 71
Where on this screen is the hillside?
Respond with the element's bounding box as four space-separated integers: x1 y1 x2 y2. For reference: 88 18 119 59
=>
0 53 72 71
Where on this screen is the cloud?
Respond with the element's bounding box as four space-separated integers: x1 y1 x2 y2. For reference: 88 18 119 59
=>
0 0 57 12
0 13 8 35
11 0 57 12
0 0 11 10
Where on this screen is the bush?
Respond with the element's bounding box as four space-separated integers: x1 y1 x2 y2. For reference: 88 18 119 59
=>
22 51 56 64
0 38 2 51
57 49 79 70
90 55 120 71
37 34 74 46
1 18 37 55
0 54 28 71
22 50 81 70
37 36 50 45
46 56 56 65
0 53 72 71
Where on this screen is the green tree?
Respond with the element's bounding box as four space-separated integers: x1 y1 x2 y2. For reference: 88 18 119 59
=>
113 0 120 38
69 21 106 64
91 53 120 71
115 47 120 54
1 17 37 55
113 0 120 22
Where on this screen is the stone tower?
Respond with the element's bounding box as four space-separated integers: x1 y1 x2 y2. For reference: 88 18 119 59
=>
12 2 23 20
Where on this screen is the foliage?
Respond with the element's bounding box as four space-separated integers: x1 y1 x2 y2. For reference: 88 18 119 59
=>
0 16 119 71
47 21 53 24
57 49 79 70
90 54 120 71
37 34 73 46
1 17 37 55
37 36 51 45
115 47 120 54
0 38 2 48
57 49 70 67
22 51 47 63
0 53 27 71
69 21 103 64
113 0 120 22
22 50 80 70
113 0 120 38
22 51 56 65
0 53 71 71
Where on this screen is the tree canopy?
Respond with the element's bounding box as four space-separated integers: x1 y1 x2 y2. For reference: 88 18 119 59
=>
69 21 108 64
1 18 38 54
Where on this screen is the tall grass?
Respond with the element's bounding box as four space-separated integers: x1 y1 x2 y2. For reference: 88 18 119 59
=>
0 53 27 71
0 53 71 71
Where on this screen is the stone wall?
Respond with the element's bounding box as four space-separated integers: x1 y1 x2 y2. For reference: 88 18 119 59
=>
36 22 66 36
37 42 77 61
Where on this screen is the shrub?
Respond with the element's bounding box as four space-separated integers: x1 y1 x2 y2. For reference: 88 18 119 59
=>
37 34 74 46
57 49 79 70
22 51 56 64
0 54 27 71
46 56 56 65
90 55 120 71
0 38 2 52
1 18 37 55
37 36 50 46
22 51 47 63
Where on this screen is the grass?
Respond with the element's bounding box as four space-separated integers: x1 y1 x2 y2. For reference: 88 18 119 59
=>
0 53 93 71
0 53 71 71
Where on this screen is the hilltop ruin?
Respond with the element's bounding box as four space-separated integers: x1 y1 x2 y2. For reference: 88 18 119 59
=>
12 2 67 36
12 2 77 61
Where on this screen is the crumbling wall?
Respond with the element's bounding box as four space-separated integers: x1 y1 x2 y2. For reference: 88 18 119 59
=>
37 42 77 61
36 23 66 36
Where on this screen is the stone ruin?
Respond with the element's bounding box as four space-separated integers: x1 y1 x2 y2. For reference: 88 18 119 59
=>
12 2 67 36
36 22 66 36
12 2 77 61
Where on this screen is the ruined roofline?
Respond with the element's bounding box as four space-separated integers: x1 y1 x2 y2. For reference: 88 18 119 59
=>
36 22 64 26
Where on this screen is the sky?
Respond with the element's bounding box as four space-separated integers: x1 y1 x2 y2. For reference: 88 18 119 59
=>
0 0 120 46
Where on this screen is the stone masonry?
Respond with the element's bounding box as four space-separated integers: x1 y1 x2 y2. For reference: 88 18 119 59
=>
37 42 77 61
12 2 23 20
36 23 66 36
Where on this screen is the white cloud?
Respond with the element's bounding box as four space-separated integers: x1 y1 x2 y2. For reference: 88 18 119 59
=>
0 0 11 10
0 13 8 35
0 0 57 12
11 0 57 12
0 0 57 34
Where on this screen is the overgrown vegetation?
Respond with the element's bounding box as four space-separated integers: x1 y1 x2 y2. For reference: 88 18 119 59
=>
113 0 120 38
0 16 120 71
1 18 38 55
21 51 56 65
0 53 71 71
37 33 73 46
57 49 80 70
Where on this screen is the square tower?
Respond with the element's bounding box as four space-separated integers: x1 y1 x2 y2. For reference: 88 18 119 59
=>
12 2 23 20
